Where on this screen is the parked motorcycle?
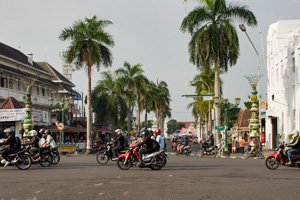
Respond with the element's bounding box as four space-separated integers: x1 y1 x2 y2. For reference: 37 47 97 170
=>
265 143 300 170
0 146 32 170
96 143 127 164
175 144 191 156
117 143 165 170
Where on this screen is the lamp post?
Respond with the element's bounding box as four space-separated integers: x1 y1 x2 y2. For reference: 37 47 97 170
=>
234 96 241 143
48 96 74 143
213 96 220 146
239 24 261 140
224 99 230 156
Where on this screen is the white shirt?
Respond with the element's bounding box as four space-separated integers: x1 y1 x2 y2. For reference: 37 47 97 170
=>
46 135 57 149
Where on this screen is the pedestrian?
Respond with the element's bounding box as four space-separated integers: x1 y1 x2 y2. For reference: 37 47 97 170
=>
232 137 237 154
239 137 246 154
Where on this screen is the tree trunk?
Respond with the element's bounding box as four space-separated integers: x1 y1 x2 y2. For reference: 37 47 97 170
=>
86 65 92 154
214 63 221 144
144 104 148 128
137 98 141 134
127 105 131 136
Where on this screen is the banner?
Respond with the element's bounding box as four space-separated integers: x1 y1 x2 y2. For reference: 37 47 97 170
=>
0 109 25 121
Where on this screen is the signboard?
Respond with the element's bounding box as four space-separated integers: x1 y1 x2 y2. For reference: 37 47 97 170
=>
215 126 225 130
58 146 76 152
32 110 43 122
0 109 25 121
260 101 266 118
57 122 65 130
130 130 135 135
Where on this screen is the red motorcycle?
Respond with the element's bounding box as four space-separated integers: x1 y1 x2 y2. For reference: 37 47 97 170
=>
265 143 300 170
117 143 165 170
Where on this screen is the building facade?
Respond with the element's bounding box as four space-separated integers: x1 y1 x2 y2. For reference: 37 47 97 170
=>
266 20 300 148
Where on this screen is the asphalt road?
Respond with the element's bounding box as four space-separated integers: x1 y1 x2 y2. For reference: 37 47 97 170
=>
1 150 299 200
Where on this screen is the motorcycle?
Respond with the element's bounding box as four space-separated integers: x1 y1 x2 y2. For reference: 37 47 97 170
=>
265 143 300 170
198 141 217 158
0 146 32 170
96 143 127 164
25 146 53 167
117 143 165 170
175 144 191 156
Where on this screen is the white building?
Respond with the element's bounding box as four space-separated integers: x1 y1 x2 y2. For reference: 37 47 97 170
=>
266 19 300 149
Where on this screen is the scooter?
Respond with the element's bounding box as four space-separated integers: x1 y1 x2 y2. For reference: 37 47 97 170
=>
265 143 300 170
176 144 191 156
0 146 32 170
117 143 165 170
198 141 217 158
96 142 127 164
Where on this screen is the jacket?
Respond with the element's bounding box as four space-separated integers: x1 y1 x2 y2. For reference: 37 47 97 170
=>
30 135 40 148
137 136 153 150
114 135 125 147
288 137 300 150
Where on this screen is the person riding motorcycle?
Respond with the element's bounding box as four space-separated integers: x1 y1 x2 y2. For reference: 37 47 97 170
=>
284 130 300 165
179 136 189 153
112 129 125 161
44 130 57 150
0 128 16 167
202 134 214 153
136 130 153 166
155 129 164 151
27 130 40 156
38 128 46 139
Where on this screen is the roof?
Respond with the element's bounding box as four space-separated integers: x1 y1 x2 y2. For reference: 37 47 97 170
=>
0 42 50 75
235 109 251 130
0 97 22 109
36 62 75 87
0 63 58 87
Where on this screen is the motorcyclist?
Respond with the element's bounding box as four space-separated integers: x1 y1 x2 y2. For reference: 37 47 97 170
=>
136 130 153 166
202 134 214 153
0 128 16 167
38 128 46 139
27 130 40 157
44 130 57 150
155 129 164 151
112 129 125 161
284 130 300 165
179 136 189 153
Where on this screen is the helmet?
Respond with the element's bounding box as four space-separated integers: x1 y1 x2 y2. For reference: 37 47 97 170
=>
39 128 46 134
115 129 122 135
45 130 51 135
155 129 161 135
151 136 155 140
4 128 13 135
292 130 299 138
141 130 150 137
30 130 38 136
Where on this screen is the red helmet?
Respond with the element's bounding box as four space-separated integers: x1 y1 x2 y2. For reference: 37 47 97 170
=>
155 129 161 135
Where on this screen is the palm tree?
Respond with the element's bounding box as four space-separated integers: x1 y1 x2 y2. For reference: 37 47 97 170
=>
59 15 114 153
181 0 257 142
116 61 148 135
92 71 127 134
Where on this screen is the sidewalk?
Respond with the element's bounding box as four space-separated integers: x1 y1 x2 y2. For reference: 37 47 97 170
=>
219 148 274 159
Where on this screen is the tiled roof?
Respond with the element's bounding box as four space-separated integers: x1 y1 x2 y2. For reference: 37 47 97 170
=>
36 62 75 87
235 109 251 129
0 42 49 74
0 97 22 109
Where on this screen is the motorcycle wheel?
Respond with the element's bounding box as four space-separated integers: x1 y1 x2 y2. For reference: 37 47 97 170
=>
210 149 217 158
117 157 131 170
176 151 179 156
39 153 53 167
265 157 279 170
150 156 164 170
198 149 204 158
185 149 190 156
160 154 167 167
15 154 32 170
52 152 60 165
96 153 109 164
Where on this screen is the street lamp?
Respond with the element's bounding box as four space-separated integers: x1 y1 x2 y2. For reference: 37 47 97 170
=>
239 24 261 139
48 96 74 143
234 96 241 144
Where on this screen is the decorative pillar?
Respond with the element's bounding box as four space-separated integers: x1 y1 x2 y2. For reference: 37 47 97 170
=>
22 85 34 137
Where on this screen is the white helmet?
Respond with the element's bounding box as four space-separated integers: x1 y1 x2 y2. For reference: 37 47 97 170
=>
115 129 122 135
4 128 13 135
30 130 38 136
292 130 299 138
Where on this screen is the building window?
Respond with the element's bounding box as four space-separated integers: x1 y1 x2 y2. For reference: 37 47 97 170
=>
8 75 13 89
292 57 295 73
17 78 21 91
42 87 45 96
36 83 39 95
0 72 7 88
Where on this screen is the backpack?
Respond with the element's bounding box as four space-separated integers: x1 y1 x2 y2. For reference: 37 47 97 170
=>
14 136 21 150
152 139 160 151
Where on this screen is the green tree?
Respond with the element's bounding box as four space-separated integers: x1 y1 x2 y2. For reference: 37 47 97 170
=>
91 71 127 135
244 101 252 109
167 119 177 134
59 15 114 153
181 0 257 141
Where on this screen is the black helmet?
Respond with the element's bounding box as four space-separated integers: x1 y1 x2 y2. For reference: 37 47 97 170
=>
45 130 51 135
144 130 150 137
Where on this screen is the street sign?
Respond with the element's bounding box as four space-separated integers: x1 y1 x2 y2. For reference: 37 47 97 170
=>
130 130 135 135
215 126 225 130
57 122 64 130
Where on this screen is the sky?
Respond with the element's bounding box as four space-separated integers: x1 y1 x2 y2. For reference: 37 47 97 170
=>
1 0 300 122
